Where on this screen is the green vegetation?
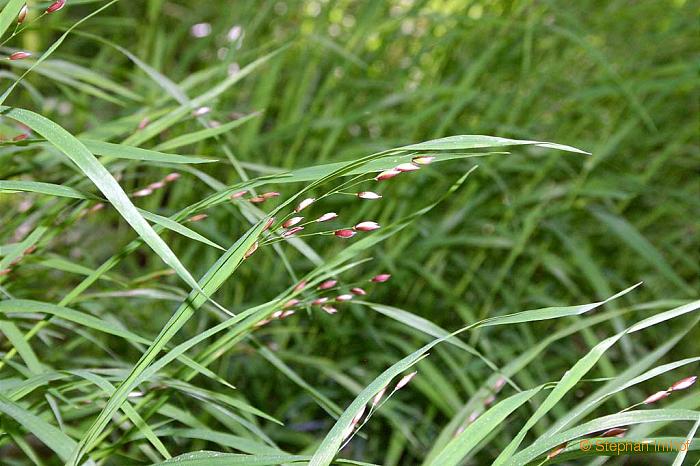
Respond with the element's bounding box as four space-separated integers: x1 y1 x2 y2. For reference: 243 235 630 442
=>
0 0 697 464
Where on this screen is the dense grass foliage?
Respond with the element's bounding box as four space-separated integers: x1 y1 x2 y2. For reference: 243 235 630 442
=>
0 0 698 464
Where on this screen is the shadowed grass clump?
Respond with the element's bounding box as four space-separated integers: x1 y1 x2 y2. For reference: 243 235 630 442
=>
0 1 697 465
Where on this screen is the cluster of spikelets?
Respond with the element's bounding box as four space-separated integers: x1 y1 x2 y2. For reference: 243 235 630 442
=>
545 375 697 460
5 1 66 61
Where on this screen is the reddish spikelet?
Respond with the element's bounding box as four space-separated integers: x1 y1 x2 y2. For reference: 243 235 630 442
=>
12 133 29 141
334 229 356 238
164 172 181 182
318 280 337 290
89 203 104 213
188 213 208 222
262 191 280 199
467 411 479 423
601 428 627 438
395 371 417 390
244 241 259 259
395 162 420 172
412 155 435 165
230 190 247 199
137 117 150 130
294 280 307 292
316 212 338 222
312 297 328 305
295 197 315 212
132 188 153 198
148 181 166 190
8 51 30 61
354 221 380 232
263 217 275 231
371 274 391 283
17 4 28 23
322 305 337 314
23 245 37 255
46 0 65 13
669 376 697 391
248 196 266 203
350 287 366 296
372 387 386 406
484 395 496 407
283 299 299 308
0 268 11 276
282 226 304 237
254 318 270 328
351 405 366 426
272 310 283 319
192 106 211 117
493 377 506 392
283 216 303 228
281 310 295 319
547 443 567 460
336 294 353 302
375 168 401 181
357 191 382 200
643 390 670 404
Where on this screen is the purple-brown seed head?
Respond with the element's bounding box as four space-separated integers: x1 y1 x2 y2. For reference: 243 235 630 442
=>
318 280 337 290
334 229 356 238
46 0 65 13
9 51 31 60
282 226 304 237
669 376 697 391
371 274 391 283
643 390 670 404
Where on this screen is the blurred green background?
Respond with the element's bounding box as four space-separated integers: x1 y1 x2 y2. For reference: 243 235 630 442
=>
1 0 698 463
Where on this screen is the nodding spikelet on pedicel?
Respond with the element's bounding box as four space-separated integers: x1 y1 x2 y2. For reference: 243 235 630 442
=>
283 217 303 228
9 51 31 60
230 190 247 199
547 443 568 459
316 212 338 222
295 197 315 212
12 133 28 141
354 221 380 231
371 274 391 283
357 191 382 200
282 226 304 237
261 191 280 199
312 297 328 305
263 217 275 231
334 229 355 238
164 172 181 182
293 280 307 292
395 371 417 390
335 294 353 302
375 168 401 181
643 390 669 404
132 188 153 198
669 375 697 391
17 5 28 23
412 155 435 165
243 241 258 259
395 162 420 172
600 428 627 438
192 106 211 117
318 280 337 290
187 213 208 222
350 287 366 295
46 0 66 13
322 305 337 314
371 387 386 406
